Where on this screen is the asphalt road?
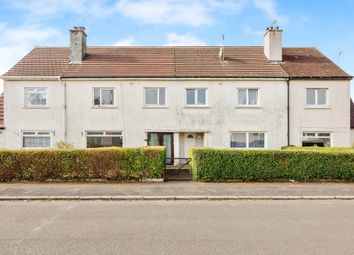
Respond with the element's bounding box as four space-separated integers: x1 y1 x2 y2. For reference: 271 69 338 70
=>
1 200 354 255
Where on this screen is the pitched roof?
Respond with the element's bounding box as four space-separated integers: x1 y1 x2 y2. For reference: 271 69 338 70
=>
2 46 351 79
280 48 350 79
4 47 70 77
0 95 3 127
351 99 354 129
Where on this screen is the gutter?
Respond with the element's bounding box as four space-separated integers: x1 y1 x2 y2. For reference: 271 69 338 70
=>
59 77 288 81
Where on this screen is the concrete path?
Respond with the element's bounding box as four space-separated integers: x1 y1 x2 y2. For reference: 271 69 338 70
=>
1 182 354 200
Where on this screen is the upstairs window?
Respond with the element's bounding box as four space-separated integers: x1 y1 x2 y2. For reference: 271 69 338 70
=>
93 88 115 107
230 132 265 149
306 88 327 106
25 88 47 107
186 88 206 106
144 88 166 106
238 89 258 106
22 131 51 148
86 131 123 148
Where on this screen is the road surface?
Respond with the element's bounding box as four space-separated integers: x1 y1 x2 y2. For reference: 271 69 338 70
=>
1 200 354 254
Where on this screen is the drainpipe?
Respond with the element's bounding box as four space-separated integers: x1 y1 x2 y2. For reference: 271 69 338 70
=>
58 77 67 142
286 78 290 146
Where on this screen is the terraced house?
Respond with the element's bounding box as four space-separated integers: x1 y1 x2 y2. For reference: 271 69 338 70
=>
0 26 352 161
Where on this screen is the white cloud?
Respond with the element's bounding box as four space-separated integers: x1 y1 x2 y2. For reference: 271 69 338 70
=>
115 0 247 27
165 33 207 46
114 37 135 46
116 0 212 26
253 0 288 25
243 26 263 37
9 0 112 20
0 23 60 92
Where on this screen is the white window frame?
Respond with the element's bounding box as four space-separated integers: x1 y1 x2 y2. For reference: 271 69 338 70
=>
22 131 52 149
185 88 207 106
306 88 329 107
24 87 48 108
92 87 116 107
230 132 266 149
301 131 332 147
86 131 123 147
143 87 166 107
237 88 259 106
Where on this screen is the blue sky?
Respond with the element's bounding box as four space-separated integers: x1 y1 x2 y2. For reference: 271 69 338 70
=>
0 0 353 98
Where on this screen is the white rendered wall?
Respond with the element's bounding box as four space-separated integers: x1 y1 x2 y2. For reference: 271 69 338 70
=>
289 80 351 147
3 80 65 148
64 79 288 150
4 78 351 149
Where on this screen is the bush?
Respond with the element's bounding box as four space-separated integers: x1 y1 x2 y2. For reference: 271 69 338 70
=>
0 146 165 182
190 148 354 182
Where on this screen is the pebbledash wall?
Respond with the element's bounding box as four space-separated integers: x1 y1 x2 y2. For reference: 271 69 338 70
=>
3 77 351 151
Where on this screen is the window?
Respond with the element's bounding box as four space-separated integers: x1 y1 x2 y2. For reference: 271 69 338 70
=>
86 131 123 148
186 89 206 106
306 88 327 106
238 89 258 106
22 131 51 148
144 88 165 106
302 132 331 147
230 132 265 148
25 88 47 107
93 88 115 107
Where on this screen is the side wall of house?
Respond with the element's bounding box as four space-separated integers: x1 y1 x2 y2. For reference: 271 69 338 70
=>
289 80 351 147
351 129 354 146
3 80 65 148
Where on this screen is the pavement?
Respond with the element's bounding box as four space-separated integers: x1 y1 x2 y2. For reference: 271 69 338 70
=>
1 200 354 254
1 182 354 200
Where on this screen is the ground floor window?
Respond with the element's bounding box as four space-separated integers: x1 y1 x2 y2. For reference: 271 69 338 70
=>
86 131 123 148
230 132 265 148
22 131 51 148
302 132 331 147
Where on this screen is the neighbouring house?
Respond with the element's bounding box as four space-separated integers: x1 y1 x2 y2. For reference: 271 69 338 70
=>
351 99 354 146
0 26 352 161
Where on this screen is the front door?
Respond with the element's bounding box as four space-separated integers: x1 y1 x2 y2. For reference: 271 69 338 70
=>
148 132 174 164
184 133 204 157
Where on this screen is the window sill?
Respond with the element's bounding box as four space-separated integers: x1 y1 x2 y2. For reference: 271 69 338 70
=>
142 106 168 109
91 106 118 109
184 105 210 109
305 106 331 110
23 107 49 109
235 105 262 109
230 147 266 150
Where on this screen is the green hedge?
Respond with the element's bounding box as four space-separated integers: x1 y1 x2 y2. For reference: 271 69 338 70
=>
0 146 165 182
190 148 354 181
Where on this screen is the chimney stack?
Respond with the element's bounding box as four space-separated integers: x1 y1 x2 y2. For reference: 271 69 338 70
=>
264 26 282 62
69 26 87 63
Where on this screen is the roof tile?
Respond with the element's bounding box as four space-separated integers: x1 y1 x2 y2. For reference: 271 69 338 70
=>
2 46 351 79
